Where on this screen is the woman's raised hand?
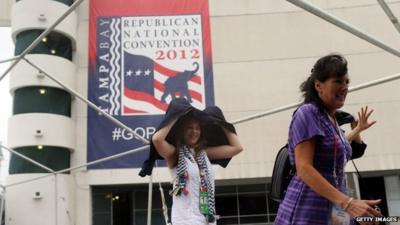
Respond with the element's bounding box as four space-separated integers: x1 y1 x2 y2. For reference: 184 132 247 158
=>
353 106 376 132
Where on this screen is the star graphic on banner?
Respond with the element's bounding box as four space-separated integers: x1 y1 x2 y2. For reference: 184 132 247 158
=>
144 69 151 76
135 69 142 76
126 70 133 76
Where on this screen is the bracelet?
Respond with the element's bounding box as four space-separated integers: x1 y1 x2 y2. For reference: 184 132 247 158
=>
343 197 354 211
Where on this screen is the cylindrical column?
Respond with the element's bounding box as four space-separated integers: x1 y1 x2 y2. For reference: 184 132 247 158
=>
6 1 77 225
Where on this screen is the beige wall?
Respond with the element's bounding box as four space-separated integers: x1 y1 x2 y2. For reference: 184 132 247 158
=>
0 0 12 26
208 0 400 179
73 0 400 183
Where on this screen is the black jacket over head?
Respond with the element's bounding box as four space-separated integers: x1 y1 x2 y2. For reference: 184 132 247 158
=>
139 98 236 177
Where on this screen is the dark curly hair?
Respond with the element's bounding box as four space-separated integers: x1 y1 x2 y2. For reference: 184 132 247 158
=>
300 53 348 109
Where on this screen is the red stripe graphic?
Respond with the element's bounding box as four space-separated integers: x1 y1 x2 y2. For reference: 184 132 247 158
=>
155 63 202 85
123 106 146 114
124 88 168 111
153 80 165 92
189 90 202 103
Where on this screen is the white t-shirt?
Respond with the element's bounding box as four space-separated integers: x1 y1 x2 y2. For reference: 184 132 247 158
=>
170 155 216 225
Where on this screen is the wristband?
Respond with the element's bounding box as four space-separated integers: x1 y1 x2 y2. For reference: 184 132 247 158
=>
343 197 354 211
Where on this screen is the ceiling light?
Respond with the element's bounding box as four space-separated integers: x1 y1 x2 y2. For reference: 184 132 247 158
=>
39 89 46 94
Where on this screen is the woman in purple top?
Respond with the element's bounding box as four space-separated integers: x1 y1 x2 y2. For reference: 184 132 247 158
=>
274 54 381 225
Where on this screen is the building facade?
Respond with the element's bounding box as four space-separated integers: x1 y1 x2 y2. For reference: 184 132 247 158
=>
5 0 400 225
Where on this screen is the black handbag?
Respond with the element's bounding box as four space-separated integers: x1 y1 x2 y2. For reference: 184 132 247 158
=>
270 108 299 203
269 144 296 202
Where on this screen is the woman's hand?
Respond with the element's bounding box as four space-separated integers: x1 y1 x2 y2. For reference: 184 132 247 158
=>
353 106 376 132
347 106 376 143
345 199 382 218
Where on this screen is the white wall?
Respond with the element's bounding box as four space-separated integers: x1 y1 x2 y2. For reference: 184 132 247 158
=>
5 174 74 225
0 0 12 27
8 113 75 149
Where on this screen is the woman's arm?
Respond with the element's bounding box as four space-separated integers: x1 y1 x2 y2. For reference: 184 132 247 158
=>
295 139 349 206
205 127 243 160
345 124 362 143
295 138 381 217
152 118 179 168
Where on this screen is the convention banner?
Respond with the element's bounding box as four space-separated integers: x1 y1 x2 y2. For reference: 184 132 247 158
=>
88 0 215 169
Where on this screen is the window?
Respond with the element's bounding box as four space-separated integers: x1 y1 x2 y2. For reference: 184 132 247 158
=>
13 86 71 116
15 29 72 60
92 185 172 225
92 189 112 225
216 183 279 225
92 182 279 225
9 146 70 174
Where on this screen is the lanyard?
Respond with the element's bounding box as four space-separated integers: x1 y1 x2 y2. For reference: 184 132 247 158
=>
333 131 339 187
329 115 347 188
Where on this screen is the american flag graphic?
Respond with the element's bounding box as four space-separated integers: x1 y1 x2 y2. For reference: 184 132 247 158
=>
121 52 204 115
